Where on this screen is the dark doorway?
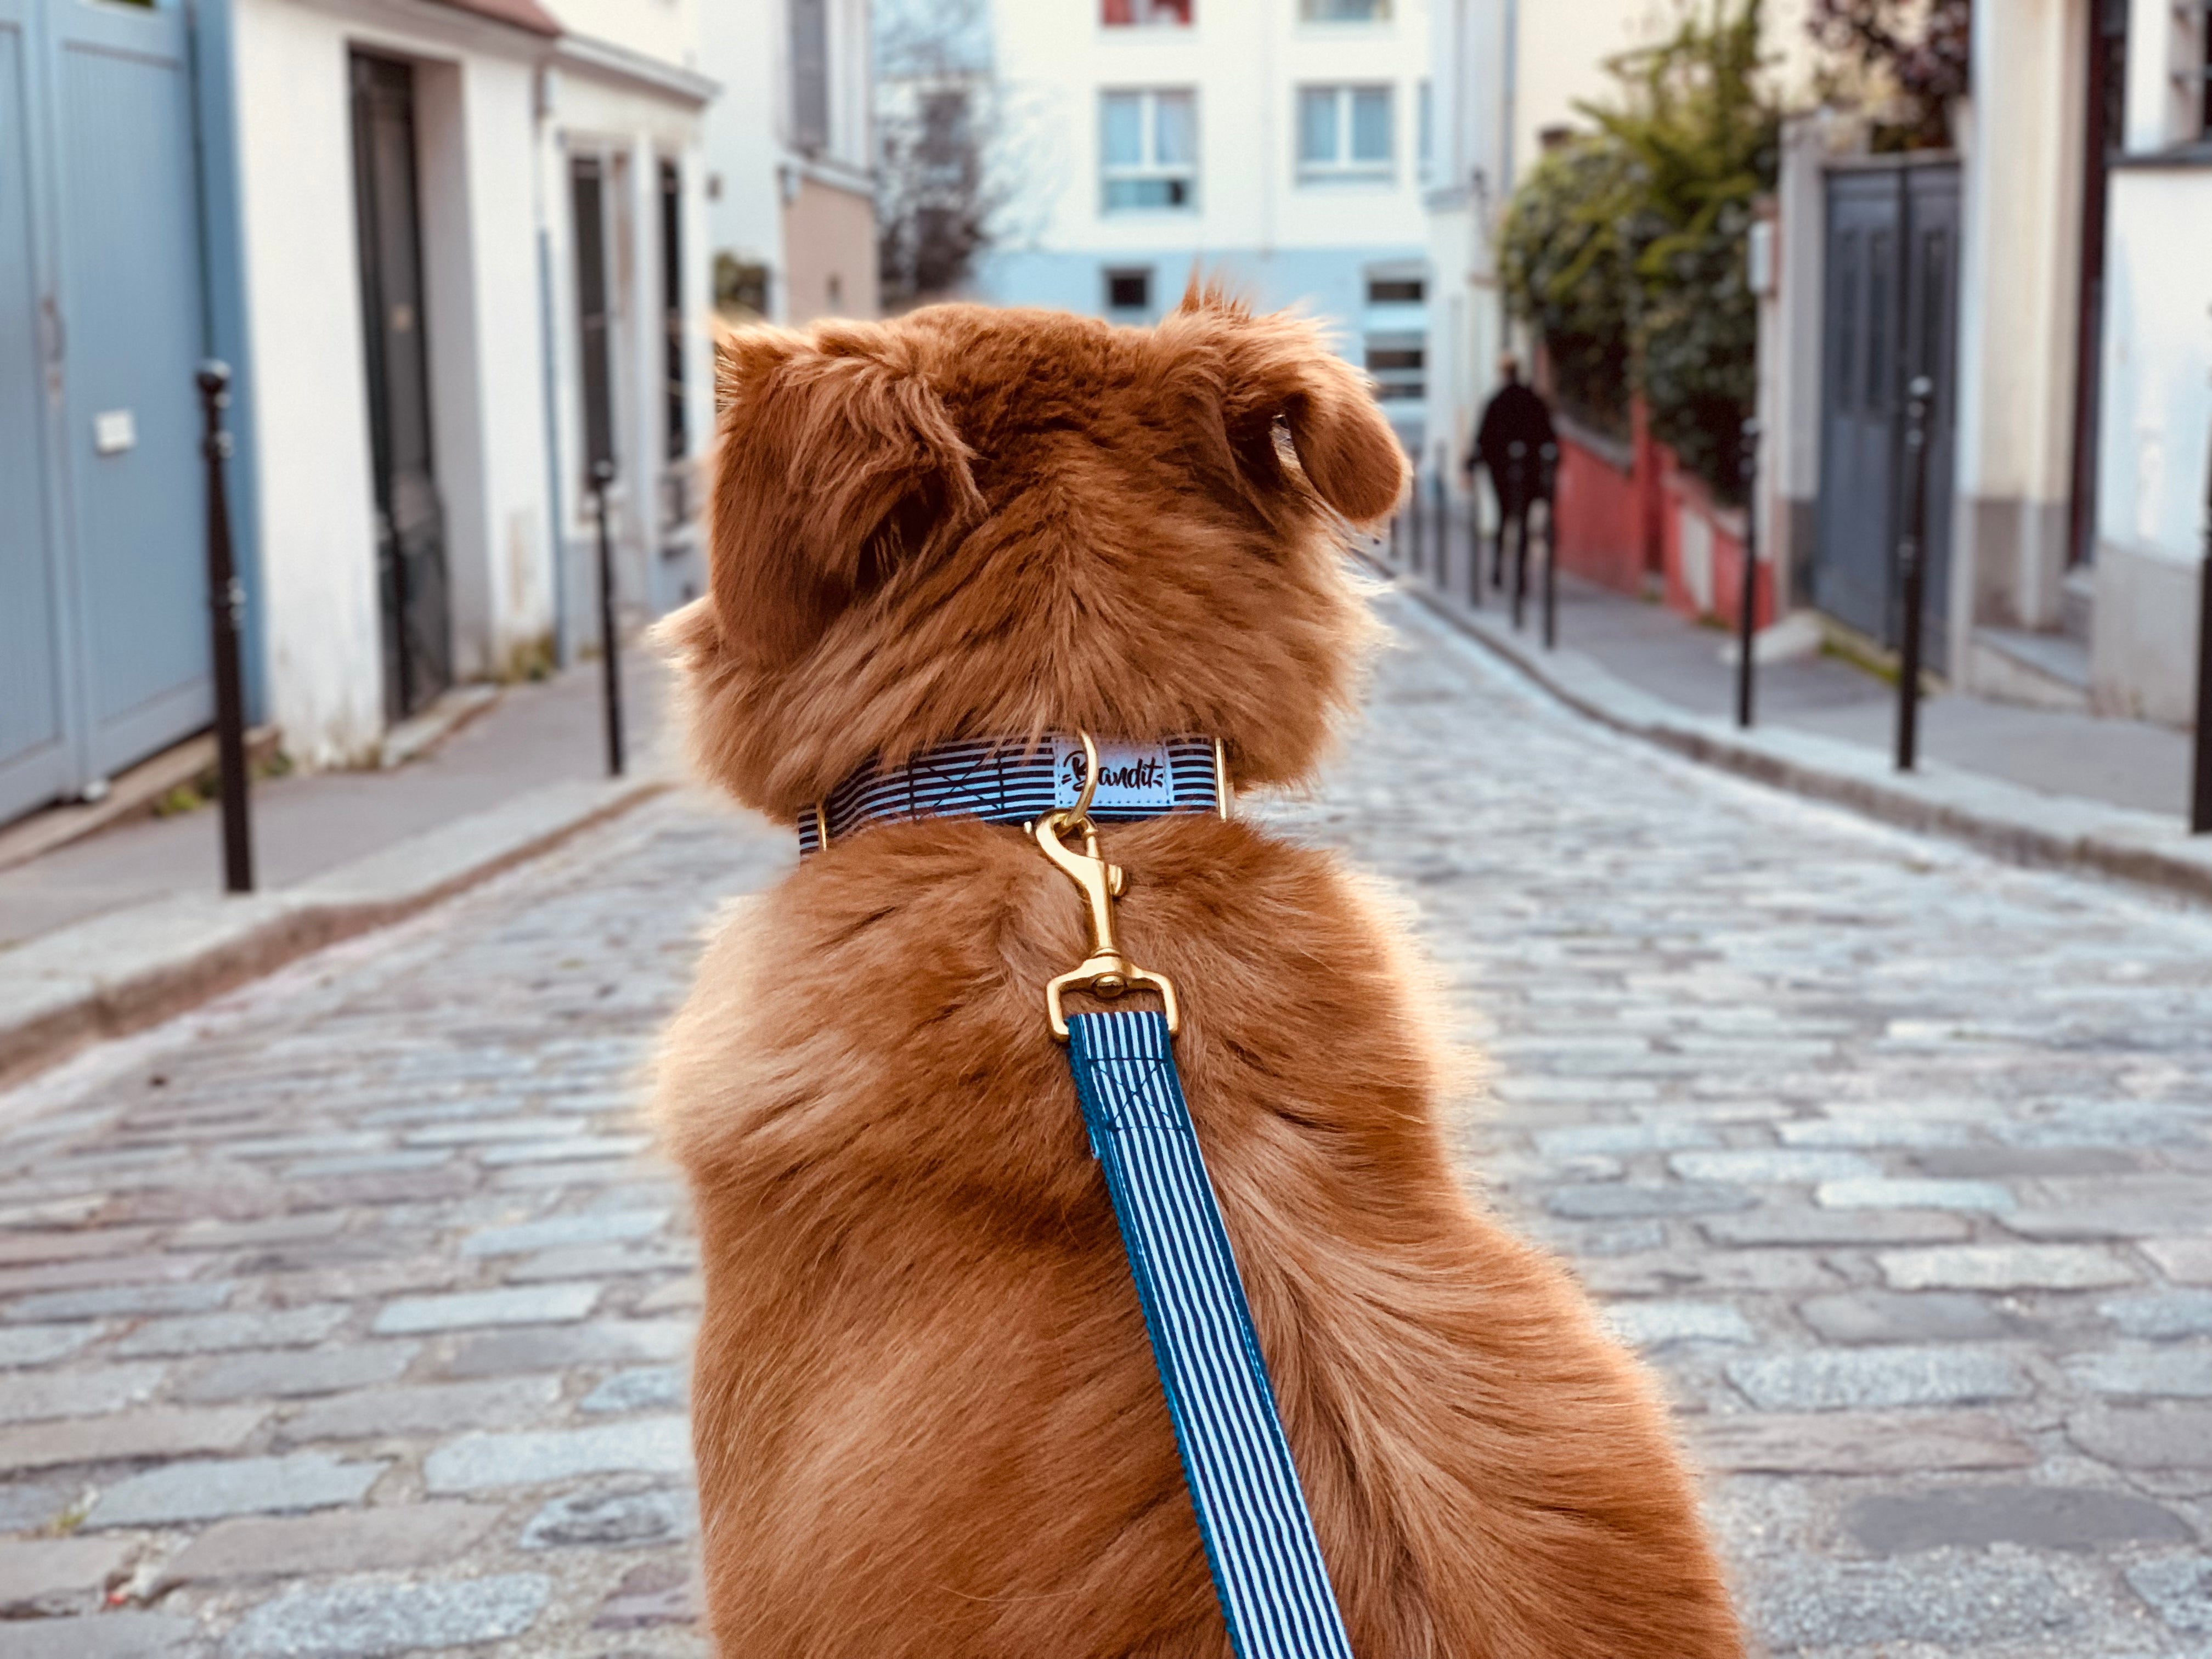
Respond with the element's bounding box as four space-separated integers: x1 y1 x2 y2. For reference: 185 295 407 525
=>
1815 160 1961 671
350 51 450 723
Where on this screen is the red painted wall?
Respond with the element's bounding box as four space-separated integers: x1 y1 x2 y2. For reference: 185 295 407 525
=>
1550 394 1773 631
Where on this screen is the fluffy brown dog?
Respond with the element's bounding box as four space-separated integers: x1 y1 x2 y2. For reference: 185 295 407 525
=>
654 292 1742 1658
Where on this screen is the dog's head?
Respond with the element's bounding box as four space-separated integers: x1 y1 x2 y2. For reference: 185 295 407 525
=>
660 287 1405 819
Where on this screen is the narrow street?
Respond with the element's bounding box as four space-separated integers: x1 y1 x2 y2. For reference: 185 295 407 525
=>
1 588 2208 1657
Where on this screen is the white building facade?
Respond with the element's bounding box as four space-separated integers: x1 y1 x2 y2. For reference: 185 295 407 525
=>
2088 0 2212 723
701 0 879 326
979 0 1434 450
222 0 714 768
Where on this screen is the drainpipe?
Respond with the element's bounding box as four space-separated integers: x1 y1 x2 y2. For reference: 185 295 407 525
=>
534 65 570 667
1497 0 1516 359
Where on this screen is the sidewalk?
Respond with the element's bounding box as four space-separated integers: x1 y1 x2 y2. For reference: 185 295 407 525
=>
0 649 679 1084
1378 531 2212 905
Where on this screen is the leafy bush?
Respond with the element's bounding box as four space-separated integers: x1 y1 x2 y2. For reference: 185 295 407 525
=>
1498 141 1637 437
1499 0 1779 498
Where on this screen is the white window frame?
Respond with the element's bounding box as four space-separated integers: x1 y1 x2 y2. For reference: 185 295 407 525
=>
1100 89 1199 213
1297 84 1395 185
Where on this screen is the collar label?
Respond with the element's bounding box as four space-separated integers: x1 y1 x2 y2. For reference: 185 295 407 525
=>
1053 737 1176 810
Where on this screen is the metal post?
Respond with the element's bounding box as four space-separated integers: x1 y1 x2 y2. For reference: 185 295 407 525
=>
195 362 253 894
1735 419 1762 729
1408 465 1424 573
1541 441 1559 650
1895 376 1934 771
591 458 625 778
1507 442 1528 631
1431 462 1447 585
2192 425 2212 833
1464 469 1482 610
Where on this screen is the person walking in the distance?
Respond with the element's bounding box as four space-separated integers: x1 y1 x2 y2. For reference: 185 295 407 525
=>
1465 355 1556 591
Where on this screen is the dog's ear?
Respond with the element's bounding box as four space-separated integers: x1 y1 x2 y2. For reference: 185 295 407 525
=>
1174 292 1406 526
707 322 982 668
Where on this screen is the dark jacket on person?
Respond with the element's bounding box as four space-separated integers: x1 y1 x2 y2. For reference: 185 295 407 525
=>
1467 381 1556 512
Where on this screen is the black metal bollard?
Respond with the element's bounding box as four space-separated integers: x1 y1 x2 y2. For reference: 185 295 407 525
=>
2193 426 2212 833
1506 442 1528 631
1895 377 1934 771
195 362 253 894
1431 463 1447 585
1736 419 1762 729
1541 441 1560 650
591 458 625 778
1408 466 1425 575
1464 468 1482 611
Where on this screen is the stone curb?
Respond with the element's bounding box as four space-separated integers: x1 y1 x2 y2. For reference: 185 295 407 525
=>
1387 571 2212 909
0 775 668 1088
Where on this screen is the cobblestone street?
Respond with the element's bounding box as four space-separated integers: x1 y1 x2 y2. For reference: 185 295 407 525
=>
1 586 2209 1657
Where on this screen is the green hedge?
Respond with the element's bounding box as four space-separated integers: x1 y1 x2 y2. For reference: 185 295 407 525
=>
1499 1 1778 500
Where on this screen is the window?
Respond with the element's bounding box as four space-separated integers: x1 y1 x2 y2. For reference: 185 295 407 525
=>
659 160 686 462
1101 90 1197 211
570 156 615 482
1104 267 1153 314
1365 333 1424 402
1103 0 1192 23
790 0 829 152
1301 0 1389 19
1298 86 1393 182
1367 274 1423 304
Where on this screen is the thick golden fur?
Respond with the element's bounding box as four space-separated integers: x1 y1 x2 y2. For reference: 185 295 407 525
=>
654 293 1742 1658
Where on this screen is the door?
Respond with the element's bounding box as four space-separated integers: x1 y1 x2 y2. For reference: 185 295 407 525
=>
351 52 450 723
0 0 69 817
0 0 211 823
1815 162 1960 672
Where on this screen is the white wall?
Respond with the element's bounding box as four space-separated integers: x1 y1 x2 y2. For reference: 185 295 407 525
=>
231 0 556 763
232 0 387 766
2091 166 2212 723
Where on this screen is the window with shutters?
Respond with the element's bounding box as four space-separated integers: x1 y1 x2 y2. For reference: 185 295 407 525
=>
570 156 615 483
790 0 829 152
659 160 686 464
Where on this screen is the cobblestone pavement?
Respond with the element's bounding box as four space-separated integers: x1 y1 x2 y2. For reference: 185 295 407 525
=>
1 587 2209 1656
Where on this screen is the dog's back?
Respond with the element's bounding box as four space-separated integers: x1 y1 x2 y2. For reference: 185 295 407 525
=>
655 295 1742 1658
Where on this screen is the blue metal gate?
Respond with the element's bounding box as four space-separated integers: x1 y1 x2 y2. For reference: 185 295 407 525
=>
0 0 211 823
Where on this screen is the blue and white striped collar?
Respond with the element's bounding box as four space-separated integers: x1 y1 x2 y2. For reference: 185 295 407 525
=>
799 735 1229 855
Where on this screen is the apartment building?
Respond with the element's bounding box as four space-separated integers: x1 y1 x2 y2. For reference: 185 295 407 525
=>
980 0 1434 450
701 0 879 326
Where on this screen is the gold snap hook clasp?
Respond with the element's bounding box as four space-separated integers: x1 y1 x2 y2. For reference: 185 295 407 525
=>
1034 732 1180 1041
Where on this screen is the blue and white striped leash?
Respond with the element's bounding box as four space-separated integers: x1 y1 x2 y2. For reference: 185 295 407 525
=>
1066 1009 1356 1659
796 733 1353 1657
